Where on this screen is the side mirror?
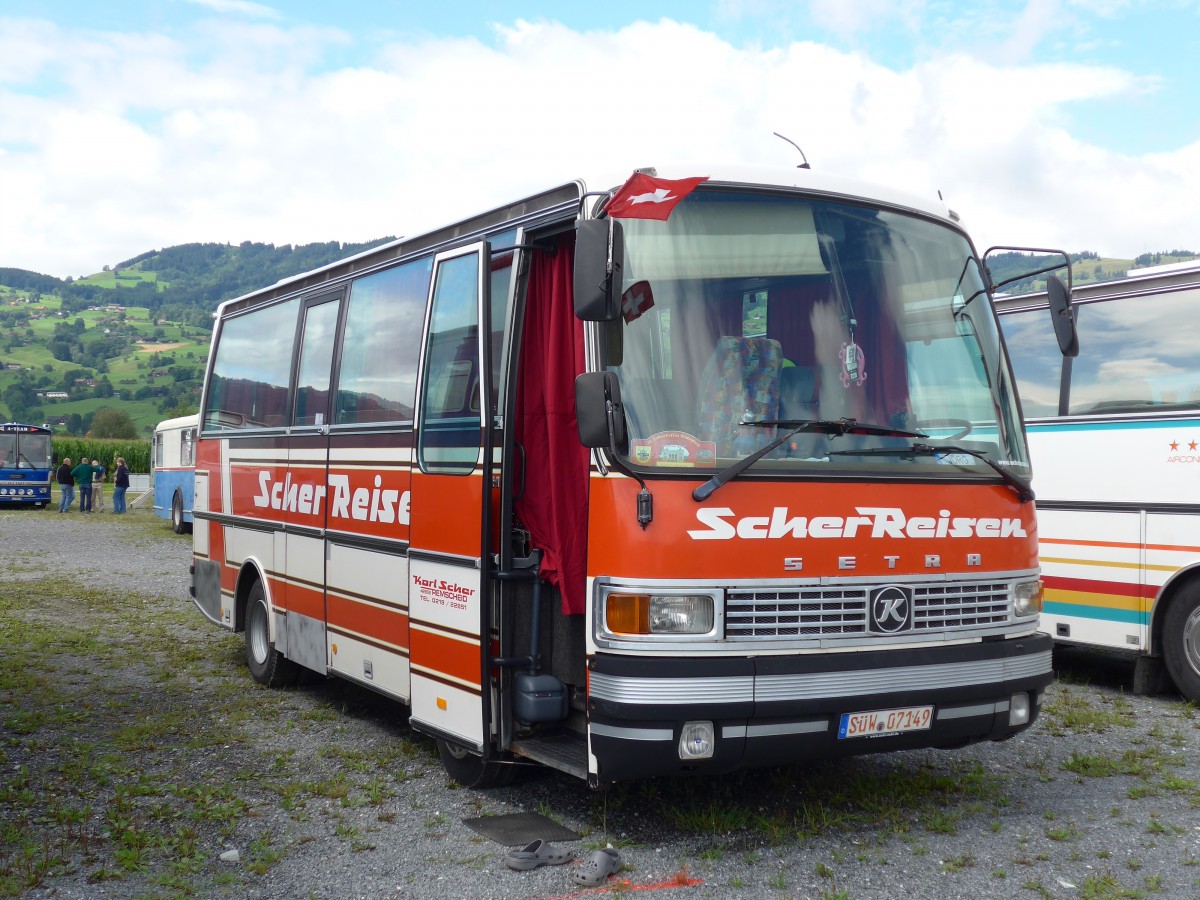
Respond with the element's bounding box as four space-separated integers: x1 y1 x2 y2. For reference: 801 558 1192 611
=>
1047 274 1078 358
573 218 623 321
574 371 627 451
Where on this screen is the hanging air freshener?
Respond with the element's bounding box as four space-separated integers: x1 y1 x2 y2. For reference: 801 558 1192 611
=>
840 340 866 387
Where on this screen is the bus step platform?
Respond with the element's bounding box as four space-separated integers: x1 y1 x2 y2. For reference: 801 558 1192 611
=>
511 730 587 780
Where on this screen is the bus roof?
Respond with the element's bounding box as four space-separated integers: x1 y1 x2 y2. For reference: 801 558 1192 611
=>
213 163 960 319
155 414 199 433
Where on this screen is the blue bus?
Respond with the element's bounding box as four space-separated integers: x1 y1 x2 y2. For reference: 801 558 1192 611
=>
0 423 53 508
153 414 197 533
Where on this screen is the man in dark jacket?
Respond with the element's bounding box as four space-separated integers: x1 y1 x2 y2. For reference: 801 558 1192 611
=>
71 457 96 512
56 457 74 512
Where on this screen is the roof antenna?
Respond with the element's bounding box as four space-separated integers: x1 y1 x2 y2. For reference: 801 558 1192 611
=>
773 132 811 169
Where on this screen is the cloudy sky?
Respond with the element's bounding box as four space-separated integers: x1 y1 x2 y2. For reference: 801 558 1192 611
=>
2 0 1197 278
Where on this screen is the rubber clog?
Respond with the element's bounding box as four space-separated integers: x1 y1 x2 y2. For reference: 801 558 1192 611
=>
504 839 573 871
572 847 621 886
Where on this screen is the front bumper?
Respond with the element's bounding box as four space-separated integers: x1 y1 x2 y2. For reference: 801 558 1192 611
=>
587 632 1053 783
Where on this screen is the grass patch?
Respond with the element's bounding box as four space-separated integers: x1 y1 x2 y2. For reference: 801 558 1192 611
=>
1063 745 1182 782
0 571 432 895
1042 688 1137 735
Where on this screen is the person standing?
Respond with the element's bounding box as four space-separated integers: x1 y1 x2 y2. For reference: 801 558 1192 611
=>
71 457 96 513
56 456 75 512
112 457 130 514
92 459 107 512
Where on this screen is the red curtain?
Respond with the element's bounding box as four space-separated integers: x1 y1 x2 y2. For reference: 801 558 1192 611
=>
514 236 590 615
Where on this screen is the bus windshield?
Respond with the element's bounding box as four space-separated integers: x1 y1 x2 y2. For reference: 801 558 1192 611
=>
0 432 52 470
606 189 1029 477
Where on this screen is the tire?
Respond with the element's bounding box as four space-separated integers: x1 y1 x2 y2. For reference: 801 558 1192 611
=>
244 580 299 687
1161 584 1200 702
170 491 191 534
436 738 517 789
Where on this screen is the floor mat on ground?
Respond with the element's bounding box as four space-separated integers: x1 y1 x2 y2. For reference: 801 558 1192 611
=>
461 812 581 846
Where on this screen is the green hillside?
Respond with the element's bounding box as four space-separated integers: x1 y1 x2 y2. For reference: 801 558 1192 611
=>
986 250 1199 295
0 238 393 436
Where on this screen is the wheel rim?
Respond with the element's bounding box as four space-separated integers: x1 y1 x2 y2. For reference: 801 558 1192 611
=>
249 599 269 665
445 742 471 761
1184 606 1200 679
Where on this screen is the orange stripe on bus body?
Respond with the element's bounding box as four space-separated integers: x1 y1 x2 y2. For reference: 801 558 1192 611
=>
279 579 324 619
409 471 485 557
587 478 1038 580
409 626 480 686
1041 536 1200 554
195 440 224 514
327 593 410 649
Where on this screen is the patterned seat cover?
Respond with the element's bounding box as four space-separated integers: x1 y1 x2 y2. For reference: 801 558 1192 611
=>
697 336 782 457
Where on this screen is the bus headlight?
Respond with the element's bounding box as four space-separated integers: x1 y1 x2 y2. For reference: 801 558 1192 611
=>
1013 580 1043 617
605 593 715 636
679 721 715 760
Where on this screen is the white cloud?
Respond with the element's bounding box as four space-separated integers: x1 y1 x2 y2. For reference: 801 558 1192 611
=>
805 0 926 39
0 15 1196 278
182 0 282 20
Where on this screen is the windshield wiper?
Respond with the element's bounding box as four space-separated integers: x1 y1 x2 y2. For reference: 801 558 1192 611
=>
692 418 927 502
827 442 1034 503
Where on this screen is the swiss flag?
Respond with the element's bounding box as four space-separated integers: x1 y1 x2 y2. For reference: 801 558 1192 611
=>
620 280 655 323
605 173 708 221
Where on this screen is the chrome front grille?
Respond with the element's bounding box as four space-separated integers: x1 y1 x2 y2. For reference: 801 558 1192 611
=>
726 581 1011 640
913 582 1009 630
725 588 868 638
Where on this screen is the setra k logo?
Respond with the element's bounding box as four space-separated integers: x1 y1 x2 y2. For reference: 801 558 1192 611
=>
870 585 912 634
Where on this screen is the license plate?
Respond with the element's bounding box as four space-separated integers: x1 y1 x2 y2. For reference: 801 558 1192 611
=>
838 705 933 739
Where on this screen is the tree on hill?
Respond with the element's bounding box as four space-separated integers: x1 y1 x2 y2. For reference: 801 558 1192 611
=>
2 379 42 424
90 407 138 439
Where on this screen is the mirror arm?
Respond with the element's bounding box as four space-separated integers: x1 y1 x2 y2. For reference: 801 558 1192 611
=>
982 246 1072 292
601 391 653 530
576 190 613 218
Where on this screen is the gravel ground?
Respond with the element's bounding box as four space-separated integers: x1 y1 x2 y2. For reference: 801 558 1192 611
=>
3 503 1200 900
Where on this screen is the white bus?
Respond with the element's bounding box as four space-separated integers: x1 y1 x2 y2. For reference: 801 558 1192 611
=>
153 414 197 533
190 164 1063 787
997 260 1200 700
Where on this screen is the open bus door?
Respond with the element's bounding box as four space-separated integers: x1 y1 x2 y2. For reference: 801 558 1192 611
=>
408 242 502 780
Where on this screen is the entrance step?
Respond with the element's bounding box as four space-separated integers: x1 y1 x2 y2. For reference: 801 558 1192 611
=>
510 730 588 780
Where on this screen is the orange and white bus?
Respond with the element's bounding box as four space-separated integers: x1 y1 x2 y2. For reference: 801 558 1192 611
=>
190 165 1060 787
998 260 1200 700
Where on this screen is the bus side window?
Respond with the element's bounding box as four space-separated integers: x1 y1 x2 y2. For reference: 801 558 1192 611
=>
293 295 341 427
336 258 430 425
418 250 483 474
204 298 300 431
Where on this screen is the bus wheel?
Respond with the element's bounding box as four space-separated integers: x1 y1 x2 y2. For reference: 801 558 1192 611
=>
171 492 191 534
436 738 517 789
245 581 298 688
1162 585 1200 702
